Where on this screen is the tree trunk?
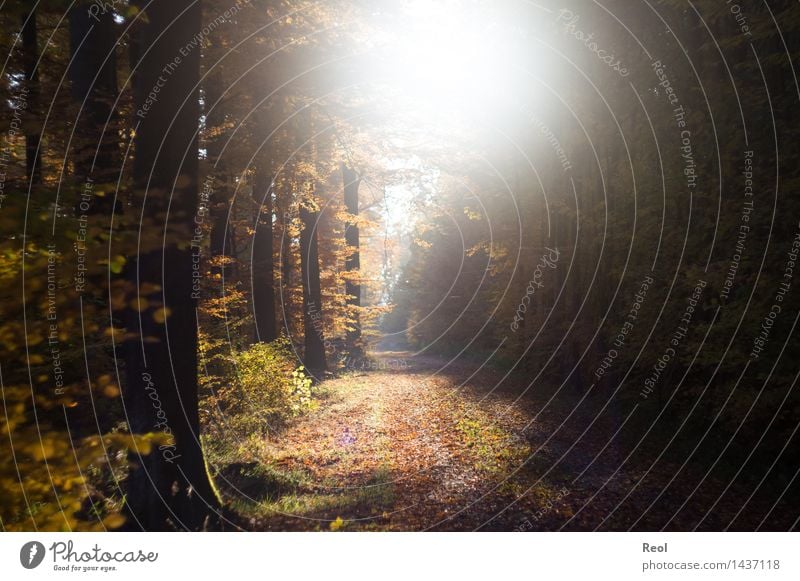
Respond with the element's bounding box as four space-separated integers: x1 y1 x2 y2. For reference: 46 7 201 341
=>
21 10 42 185
299 202 327 374
69 5 118 192
66 1 120 434
123 0 220 531
342 164 362 357
278 194 295 334
207 186 230 278
252 165 277 342
203 69 231 282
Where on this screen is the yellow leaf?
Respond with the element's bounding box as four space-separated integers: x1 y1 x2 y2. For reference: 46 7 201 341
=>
32 441 57 460
140 282 161 295
131 298 150 312
103 513 126 529
103 385 120 398
329 516 345 531
110 255 127 274
153 308 170 324
135 438 153 455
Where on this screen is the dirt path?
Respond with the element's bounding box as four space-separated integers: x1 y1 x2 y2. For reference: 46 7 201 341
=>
219 354 568 530
220 353 789 531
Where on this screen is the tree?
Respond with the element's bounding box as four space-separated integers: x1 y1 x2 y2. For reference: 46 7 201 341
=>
252 162 278 342
21 9 41 185
203 59 233 283
123 0 220 531
300 201 327 373
68 4 119 190
342 164 363 357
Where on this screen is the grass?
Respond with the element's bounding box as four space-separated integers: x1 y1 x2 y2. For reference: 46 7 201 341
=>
216 461 310 502
225 463 396 530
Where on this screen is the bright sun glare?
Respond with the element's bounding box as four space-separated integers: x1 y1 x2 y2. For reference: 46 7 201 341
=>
373 0 519 120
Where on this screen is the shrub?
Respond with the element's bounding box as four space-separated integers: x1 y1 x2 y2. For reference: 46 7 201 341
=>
202 338 315 455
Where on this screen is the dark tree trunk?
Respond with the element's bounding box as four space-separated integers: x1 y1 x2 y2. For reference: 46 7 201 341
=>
279 196 294 334
207 183 230 278
66 1 120 434
69 5 118 192
252 166 277 342
299 202 327 374
342 164 362 356
21 10 41 185
204 70 231 282
123 0 219 531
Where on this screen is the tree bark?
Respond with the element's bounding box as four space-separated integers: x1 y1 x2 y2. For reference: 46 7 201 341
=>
203 69 232 282
252 165 277 342
299 202 327 374
69 5 118 191
342 164 362 356
124 0 220 531
21 10 42 185
67 1 120 435
278 193 295 334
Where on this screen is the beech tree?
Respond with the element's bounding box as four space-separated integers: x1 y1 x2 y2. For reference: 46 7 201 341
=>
68 4 118 189
300 201 327 373
123 0 220 531
252 162 278 342
342 164 363 357
21 9 41 185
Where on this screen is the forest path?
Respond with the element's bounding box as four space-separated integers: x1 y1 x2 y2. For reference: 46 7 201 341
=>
226 353 755 531
222 352 605 531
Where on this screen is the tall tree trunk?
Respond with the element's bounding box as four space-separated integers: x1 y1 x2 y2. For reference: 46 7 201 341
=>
69 5 118 192
342 164 362 357
208 191 237 281
67 0 120 434
203 68 231 282
21 10 42 185
300 201 327 374
278 193 294 334
123 0 219 531
252 165 277 342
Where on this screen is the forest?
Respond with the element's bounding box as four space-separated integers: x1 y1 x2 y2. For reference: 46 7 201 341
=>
1 0 799 532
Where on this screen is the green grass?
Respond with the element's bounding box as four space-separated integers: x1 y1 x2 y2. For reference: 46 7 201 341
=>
225 464 396 530
215 461 310 503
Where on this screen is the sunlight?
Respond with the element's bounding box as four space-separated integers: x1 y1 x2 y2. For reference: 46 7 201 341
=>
372 0 519 121
8 0 796 546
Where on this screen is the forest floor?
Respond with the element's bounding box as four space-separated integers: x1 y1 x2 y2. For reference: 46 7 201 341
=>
218 352 792 531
